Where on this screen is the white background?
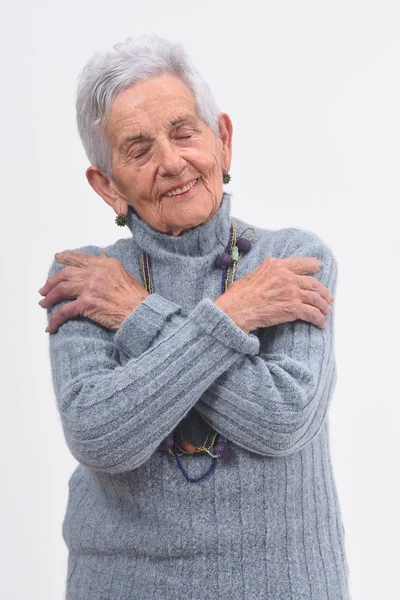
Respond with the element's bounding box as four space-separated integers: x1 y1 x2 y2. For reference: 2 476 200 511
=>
1 1 399 598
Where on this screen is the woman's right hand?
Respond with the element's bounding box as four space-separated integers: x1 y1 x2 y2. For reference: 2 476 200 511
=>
214 256 335 334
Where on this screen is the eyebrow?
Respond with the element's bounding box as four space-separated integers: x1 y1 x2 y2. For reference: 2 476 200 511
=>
120 115 197 149
170 115 197 127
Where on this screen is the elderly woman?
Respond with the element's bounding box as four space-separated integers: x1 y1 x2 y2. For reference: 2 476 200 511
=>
38 34 350 600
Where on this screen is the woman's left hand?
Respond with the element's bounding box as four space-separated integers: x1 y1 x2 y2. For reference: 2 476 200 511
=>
38 250 150 334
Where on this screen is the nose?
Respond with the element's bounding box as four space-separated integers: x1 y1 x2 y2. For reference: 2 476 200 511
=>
157 139 187 177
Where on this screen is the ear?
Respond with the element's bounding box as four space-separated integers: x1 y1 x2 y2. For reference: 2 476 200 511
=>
85 166 129 217
217 112 233 173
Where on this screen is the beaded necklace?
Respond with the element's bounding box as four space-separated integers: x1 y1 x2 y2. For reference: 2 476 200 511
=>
140 218 256 482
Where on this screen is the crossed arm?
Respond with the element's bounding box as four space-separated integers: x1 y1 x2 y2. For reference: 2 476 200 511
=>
46 234 337 474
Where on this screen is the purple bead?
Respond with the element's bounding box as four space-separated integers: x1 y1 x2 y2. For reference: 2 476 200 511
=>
213 441 230 458
215 252 232 268
159 435 173 451
236 237 252 253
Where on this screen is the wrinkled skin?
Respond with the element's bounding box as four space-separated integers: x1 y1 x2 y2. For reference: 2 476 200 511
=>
38 252 149 333
214 256 334 334
88 73 233 237
38 74 333 333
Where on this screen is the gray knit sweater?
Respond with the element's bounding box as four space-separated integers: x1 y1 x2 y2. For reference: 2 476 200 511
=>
46 192 351 600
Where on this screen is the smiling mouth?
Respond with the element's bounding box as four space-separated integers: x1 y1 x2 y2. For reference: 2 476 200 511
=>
163 178 200 198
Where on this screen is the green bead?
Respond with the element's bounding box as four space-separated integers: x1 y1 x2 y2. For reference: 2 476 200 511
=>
230 245 239 262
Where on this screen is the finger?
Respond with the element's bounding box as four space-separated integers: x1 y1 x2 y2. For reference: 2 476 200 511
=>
296 274 335 303
296 304 327 329
39 281 81 309
53 250 100 268
298 288 332 317
282 256 323 275
38 265 82 296
46 299 83 334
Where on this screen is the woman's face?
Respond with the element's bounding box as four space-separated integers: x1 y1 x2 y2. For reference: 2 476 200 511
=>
88 74 232 236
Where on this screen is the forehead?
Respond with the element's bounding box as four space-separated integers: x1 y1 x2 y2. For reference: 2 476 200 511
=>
105 74 199 145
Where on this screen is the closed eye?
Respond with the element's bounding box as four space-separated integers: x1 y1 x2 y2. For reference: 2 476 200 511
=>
134 150 148 159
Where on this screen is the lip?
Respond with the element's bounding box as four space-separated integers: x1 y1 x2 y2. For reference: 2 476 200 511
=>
162 177 199 197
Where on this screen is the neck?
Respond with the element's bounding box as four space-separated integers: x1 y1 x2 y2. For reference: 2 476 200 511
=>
126 192 233 258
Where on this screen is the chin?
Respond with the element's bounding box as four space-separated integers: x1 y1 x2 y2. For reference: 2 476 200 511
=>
171 221 200 236
166 199 218 235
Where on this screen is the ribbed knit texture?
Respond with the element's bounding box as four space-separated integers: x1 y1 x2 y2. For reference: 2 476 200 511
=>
46 192 351 599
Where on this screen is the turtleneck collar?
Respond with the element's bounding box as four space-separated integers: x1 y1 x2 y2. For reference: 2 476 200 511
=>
126 191 232 258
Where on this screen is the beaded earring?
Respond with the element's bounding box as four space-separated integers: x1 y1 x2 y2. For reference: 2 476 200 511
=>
223 172 231 184
115 214 127 227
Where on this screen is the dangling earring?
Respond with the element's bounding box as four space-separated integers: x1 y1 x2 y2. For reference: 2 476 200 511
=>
115 214 127 227
223 172 231 184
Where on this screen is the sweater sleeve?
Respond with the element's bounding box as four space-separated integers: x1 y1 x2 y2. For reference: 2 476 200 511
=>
45 257 260 474
194 234 338 456
109 232 338 457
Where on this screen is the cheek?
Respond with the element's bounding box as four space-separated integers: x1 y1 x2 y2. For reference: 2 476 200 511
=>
191 147 222 175
123 167 151 192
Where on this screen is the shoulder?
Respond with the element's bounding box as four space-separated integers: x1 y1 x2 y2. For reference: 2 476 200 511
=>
233 215 336 263
269 226 336 260
46 237 135 279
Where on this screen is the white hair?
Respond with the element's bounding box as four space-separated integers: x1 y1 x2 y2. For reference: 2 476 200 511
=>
76 33 221 180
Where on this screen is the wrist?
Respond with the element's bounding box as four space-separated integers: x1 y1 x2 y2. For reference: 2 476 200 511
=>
213 295 250 334
118 292 150 327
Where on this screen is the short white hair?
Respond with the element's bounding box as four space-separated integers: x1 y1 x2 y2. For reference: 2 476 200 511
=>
76 33 221 180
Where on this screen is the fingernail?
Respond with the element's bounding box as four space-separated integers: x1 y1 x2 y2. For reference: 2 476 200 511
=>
45 326 49 333
38 299 43 306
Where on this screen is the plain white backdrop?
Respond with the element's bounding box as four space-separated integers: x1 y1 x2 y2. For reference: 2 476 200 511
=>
1 1 399 598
